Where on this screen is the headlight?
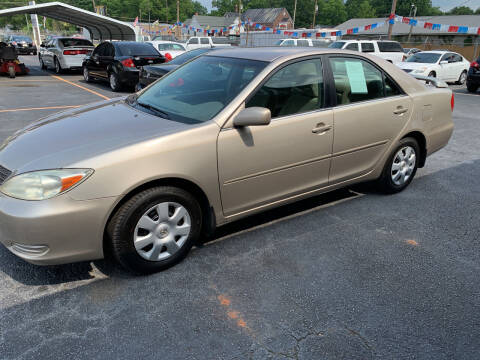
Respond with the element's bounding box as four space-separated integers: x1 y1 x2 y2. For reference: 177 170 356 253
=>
0 169 93 201
413 67 427 73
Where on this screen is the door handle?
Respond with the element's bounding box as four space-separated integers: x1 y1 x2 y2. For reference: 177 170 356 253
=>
393 107 408 115
312 124 332 134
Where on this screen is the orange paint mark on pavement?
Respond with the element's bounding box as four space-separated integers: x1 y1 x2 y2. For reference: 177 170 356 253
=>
237 319 247 328
406 239 418 246
0 105 82 113
51 75 110 100
227 311 239 319
217 295 231 306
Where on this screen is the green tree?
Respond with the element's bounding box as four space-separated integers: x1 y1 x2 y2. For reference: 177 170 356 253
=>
370 0 440 17
345 0 376 19
447 6 474 15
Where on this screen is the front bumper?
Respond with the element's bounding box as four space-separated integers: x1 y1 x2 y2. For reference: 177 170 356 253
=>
0 193 118 265
15 46 36 54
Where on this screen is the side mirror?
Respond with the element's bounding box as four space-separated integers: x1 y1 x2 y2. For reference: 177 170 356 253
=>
233 107 271 127
440 60 448 65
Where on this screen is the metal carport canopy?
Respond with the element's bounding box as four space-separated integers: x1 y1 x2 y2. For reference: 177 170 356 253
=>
0 2 136 41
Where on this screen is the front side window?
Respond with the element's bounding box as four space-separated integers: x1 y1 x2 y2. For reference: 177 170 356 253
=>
187 38 198 44
136 56 267 124
361 43 375 53
281 40 295 46
329 57 386 105
328 41 346 49
247 59 324 118
345 43 359 51
297 40 309 47
200 38 210 44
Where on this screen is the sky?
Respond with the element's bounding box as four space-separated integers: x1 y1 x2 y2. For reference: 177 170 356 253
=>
199 0 480 12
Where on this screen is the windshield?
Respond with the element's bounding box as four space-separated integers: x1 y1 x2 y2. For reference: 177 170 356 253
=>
168 48 211 65
135 56 267 124
328 42 346 49
13 36 32 42
407 53 441 64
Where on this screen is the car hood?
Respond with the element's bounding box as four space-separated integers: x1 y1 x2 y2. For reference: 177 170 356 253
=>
0 98 193 173
144 64 179 76
396 62 434 70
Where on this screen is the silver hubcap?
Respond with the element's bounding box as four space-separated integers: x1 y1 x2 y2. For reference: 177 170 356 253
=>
391 146 416 186
134 202 191 261
110 74 116 89
55 60 60 72
83 67 88 80
460 72 466 84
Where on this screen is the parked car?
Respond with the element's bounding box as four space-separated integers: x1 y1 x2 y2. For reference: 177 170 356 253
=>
275 38 332 48
403 47 421 59
39 37 94 73
136 47 224 91
396 51 470 85
185 36 231 50
82 41 165 91
4 35 36 55
146 40 186 60
466 56 480 93
0 48 454 274
329 40 405 63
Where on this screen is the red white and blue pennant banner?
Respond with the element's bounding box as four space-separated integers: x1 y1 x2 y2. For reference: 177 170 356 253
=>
389 14 480 35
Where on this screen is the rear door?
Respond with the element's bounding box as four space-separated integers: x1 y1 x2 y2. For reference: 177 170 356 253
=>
327 55 412 183
218 57 334 216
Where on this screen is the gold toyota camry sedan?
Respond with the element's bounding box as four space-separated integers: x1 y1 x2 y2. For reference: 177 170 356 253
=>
0 48 454 274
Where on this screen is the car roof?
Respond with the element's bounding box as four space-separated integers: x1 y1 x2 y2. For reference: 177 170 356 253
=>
205 47 332 62
418 50 451 55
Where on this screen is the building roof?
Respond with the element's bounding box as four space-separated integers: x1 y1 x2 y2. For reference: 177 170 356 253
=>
337 15 480 36
0 2 135 40
185 15 236 29
241 8 291 24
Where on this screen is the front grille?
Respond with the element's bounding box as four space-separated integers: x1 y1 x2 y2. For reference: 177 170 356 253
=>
0 165 12 185
403 69 413 73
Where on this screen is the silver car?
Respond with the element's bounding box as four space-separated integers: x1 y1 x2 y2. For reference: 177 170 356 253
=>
39 37 94 73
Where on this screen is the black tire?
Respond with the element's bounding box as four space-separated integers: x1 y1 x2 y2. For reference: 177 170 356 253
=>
466 82 478 93
54 57 62 74
377 137 420 194
107 186 202 274
83 66 92 82
456 71 467 85
39 56 46 70
8 65 15 78
109 72 122 92
428 71 436 78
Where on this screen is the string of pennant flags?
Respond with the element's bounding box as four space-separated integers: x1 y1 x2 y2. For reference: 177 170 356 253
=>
133 14 480 37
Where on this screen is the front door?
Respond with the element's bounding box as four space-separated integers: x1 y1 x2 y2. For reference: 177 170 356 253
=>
218 58 334 216
327 56 412 184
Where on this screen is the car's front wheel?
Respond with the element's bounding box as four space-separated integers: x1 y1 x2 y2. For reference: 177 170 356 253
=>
378 137 420 194
107 186 202 274
39 56 46 70
83 66 91 82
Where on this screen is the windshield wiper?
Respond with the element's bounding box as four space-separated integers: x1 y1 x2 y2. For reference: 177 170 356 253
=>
136 101 171 119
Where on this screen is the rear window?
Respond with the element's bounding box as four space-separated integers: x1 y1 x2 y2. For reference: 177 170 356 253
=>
116 43 159 56
59 39 93 47
378 42 403 52
329 42 346 49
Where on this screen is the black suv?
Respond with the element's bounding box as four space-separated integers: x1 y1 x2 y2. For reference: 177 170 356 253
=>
467 57 480 93
5 35 36 55
82 41 165 91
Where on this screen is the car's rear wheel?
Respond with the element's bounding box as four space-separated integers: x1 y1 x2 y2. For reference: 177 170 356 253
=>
456 71 467 85
107 186 202 274
466 82 478 93
378 137 420 194
39 56 46 70
109 72 122 92
54 57 62 74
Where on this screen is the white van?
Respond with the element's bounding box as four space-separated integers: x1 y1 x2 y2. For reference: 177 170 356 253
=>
329 40 406 63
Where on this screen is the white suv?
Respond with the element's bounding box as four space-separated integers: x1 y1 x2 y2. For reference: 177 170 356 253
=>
329 40 406 63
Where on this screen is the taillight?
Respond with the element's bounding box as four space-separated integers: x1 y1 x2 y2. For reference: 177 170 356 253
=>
471 61 480 69
164 52 172 62
402 55 407 61
451 93 455 112
63 49 89 55
11 41 17 46
121 58 135 68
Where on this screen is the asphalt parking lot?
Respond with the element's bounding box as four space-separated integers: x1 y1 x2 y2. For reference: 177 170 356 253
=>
0 55 479 360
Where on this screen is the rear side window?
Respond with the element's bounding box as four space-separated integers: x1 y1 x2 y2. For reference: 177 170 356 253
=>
378 42 403 52
297 40 309 47
281 39 295 46
200 38 210 44
345 43 359 51
116 43 158 56
361 43 375 53
247 59 324 118
329 57 385 105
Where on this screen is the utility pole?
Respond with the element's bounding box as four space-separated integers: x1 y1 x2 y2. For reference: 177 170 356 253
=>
387 0 397 40
312 0 318 29
407 4 417 44
176 0 180 39
166 0 168 23
293 0 297 29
